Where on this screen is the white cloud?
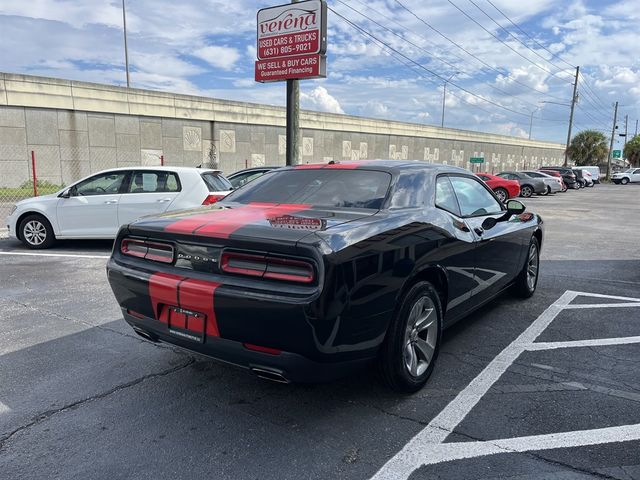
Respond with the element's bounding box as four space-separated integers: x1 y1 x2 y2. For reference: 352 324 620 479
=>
193 46 240 71
301 86 345 114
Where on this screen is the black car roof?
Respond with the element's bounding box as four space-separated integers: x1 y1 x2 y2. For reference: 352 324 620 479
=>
281 160 470 175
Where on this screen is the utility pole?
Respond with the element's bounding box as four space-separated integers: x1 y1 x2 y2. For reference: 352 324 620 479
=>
285 0 300 165
528 105 541 140
122 0 130 88
606 101 618 181
635 119 638 137
564 65 579 166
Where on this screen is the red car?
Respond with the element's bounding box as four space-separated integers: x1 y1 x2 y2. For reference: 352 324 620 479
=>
476 173 520 202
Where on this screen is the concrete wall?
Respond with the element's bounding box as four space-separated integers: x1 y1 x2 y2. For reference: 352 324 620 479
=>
0 72 566 187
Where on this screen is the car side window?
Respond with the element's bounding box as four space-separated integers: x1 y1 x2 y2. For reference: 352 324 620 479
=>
477 175 489 181
128 172 181 193
74 172 127 196
435 176 461 216
449 176 503 217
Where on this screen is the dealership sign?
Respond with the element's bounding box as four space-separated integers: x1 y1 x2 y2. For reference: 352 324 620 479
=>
255 0 327 82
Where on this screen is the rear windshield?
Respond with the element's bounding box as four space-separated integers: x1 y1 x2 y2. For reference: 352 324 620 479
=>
221 169 392 209
201 172 232 191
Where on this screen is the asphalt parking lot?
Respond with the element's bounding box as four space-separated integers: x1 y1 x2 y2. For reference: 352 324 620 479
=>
1 184 639 480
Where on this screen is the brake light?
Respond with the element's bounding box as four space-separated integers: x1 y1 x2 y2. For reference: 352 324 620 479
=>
243 343 282 355
220 251 314 284
121 238 174 264
203 194 225 205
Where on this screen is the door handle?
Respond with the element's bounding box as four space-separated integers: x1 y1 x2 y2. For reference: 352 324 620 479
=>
156 198 172 203
474 227 484 236
104 200 118 204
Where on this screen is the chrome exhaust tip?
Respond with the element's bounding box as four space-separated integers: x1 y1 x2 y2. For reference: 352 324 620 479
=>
250 367 290 384
132 327 158 343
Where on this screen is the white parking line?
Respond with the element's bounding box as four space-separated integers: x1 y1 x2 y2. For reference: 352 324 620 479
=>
563 303 640 309
0 251 109 259
528 336 640 350
0 401 10 414
370 290 640 480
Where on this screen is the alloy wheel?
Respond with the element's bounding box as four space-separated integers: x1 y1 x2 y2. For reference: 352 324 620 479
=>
403 296 438 378
23 220 47 246
521 186 533 198
526 242 539 291
495 189 507 202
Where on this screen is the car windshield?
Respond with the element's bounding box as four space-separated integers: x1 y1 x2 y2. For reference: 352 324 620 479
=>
221 169 392 209
201 172 232 191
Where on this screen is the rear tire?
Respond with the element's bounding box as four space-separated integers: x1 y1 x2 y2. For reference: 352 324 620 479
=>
379 281 443 393
520 185 533 198
512 237 540 299
494 188 508 203
18 214 55 249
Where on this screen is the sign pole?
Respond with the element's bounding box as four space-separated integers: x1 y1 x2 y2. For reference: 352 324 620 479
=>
286 78 300 166
286 0 301 166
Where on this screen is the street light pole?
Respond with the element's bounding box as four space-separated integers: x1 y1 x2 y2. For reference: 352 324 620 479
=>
441 72 459 128
528 106 541 140
122 0 130 88
285 0 300 166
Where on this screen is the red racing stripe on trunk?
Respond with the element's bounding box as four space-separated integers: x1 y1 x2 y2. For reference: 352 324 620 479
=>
148 273 183 323
193 204 311 239
178 278 222 337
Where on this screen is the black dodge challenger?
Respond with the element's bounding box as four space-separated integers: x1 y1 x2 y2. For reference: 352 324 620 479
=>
107 160 543 392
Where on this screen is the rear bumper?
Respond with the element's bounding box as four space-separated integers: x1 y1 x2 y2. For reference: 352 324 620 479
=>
123 310 374 383
107 258 384 382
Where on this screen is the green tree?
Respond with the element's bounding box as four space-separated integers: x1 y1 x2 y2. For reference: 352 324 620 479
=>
567 130 609 166
623 134 640 167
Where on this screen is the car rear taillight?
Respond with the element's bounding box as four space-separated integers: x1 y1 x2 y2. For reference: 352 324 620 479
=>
220 251 314 284
121 238 174 264
203 194 226 205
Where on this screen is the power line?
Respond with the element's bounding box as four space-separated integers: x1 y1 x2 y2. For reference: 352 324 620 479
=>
485 0 576 70
390 0 570 102
445 0 573 83
466 0 573 76
329 7 537 124
333 0 545 111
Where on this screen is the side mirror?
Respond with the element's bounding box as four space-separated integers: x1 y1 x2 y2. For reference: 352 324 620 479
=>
505 199 526 215
59 188 71 199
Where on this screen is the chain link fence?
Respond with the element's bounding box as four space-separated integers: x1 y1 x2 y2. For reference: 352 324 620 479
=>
0 149 122 237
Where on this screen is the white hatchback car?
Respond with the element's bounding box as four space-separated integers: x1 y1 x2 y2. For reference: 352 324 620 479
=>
6 167 232 248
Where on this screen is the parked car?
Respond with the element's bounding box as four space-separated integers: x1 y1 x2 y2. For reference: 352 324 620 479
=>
107 160 543 392
572 168 588 188
227 166 279 189
496 172 547 198
520 170 563 195
576 166 601 184
539 167 579 189
476 173 520 202
6 167 233 249
581 170 594 187
538 169 567 192
612 168 640 184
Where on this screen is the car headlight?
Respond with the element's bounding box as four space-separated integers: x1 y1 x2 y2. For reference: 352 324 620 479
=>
9 205 17 216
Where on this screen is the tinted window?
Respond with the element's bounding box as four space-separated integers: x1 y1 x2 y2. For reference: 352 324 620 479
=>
477 174 490 181
449 176 502 217
524 171 542 178
229 171 268 189
435 176 460 216
74 172 126 196
222 169 391 209
389 171 428 208
128 171 181 193
201 172 232 191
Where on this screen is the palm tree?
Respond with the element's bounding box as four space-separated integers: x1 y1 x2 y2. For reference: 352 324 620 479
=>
567 130 609 166
623 134 640 167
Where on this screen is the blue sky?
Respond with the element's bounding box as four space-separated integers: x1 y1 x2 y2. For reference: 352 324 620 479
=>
1 0 638 146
